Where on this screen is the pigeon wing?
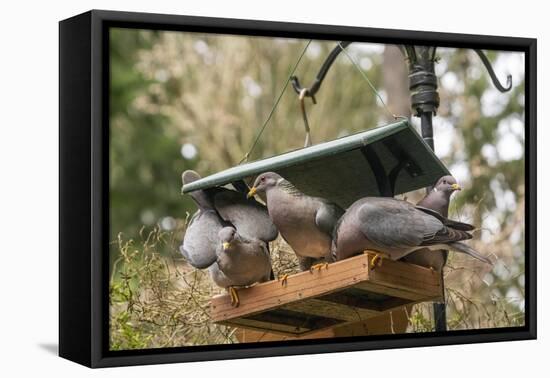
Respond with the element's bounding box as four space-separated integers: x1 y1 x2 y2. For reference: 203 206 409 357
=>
356 199 446 250
214 190 278 242
180 209 223 269
315 200 345 237
420 225 473 246
183 170 215 210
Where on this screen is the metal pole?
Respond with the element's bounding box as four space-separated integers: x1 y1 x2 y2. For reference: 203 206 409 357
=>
420 112 434 150
420 111 447 331
404 45 446 332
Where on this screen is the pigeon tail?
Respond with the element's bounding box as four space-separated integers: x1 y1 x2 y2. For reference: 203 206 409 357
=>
182 170 201 184
182 170 215 210
415 206 475 231
329 239 337 263
448 242 493 265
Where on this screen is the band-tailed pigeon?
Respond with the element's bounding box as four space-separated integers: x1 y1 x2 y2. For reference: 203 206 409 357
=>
248 172 344 272
331 196 492 266
402 175 461 271
180 170 278 270
208 227 272 307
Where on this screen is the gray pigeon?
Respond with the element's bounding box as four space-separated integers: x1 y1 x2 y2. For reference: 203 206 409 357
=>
418 175 461 217
401 175 461 271
331 196 492 266
248 172 344 271
208 227 272 307
180 170 278 270
180 172 225 269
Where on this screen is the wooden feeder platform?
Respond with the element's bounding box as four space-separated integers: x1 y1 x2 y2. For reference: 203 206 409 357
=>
211 253 442 337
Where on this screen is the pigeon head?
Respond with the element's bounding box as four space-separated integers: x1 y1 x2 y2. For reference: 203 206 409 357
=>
247 172 282 198
218 226 237 251
433 175 461 195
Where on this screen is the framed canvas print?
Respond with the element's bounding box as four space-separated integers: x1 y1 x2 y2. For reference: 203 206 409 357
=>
59 10 536 368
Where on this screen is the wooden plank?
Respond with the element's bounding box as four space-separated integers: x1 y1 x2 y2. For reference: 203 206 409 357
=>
224 318 311 335
318 289 393 312
211 254 372 321
332 305 414 337
354 254 442 300
234 327 335 343
211 253 442 336
225 312 343 337
246 308 342 330
234 305 414 342
368 254 442 289
283 298 380 322
354 281 425 301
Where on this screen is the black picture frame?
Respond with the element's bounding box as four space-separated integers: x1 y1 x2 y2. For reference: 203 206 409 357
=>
59 9 537 368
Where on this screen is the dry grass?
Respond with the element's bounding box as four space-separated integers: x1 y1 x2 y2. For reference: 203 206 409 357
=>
109 225 237 350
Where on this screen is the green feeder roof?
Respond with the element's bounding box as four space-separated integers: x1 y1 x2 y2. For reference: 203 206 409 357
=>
182 120 449 208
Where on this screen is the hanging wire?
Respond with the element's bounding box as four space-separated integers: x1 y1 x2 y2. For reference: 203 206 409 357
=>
239 40 312 164
299 88 313 147
337 42 398 120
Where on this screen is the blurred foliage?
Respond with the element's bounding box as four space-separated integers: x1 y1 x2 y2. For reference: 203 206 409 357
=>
433 48 525 326
110 226 237 349
109 28 526 349
110 29 197 253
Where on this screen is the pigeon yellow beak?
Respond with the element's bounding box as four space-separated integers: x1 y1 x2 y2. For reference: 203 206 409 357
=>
247 187 257 199
451 183 462 191
222 242 231 251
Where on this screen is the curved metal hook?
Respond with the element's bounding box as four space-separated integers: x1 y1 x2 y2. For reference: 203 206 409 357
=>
475 49 512 92
290 41 352 98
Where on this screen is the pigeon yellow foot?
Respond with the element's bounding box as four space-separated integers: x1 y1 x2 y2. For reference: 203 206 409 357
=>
278 274 289 286
228 286 240 307
369 252 389 270
309 262 329 273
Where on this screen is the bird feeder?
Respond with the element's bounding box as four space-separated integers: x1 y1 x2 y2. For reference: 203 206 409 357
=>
182 119 449 339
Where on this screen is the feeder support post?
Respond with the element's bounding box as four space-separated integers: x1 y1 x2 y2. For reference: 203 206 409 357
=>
403 45 439 147
402 45 446 332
